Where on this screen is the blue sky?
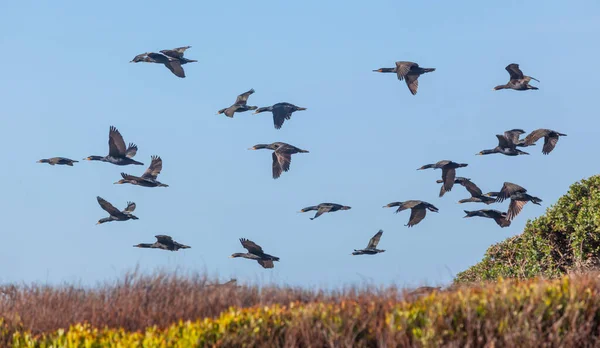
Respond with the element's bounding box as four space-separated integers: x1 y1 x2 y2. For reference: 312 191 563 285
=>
0 1 598 288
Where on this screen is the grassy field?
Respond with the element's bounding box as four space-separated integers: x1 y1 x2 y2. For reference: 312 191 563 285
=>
3 271 600 347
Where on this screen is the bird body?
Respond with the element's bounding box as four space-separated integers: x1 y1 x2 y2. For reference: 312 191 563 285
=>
249 142 308 179
299 203 351 220
37 157 78 166
523 129 567 154
488 182 542 221
494 64 539 91
436 177 496 204
114 156 168 187
352 230 385 255
84 126 143 166
373 61 435 95
231 238 279 269
96 196 138 224
134 235 190 251
478 129 530 156
418 160 468 197
253 102 307 129
218 89 257 118
130 46 196 78
383 200 438 227
463 209 511 227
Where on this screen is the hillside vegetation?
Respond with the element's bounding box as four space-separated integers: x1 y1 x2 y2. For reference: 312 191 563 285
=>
456 175 600 283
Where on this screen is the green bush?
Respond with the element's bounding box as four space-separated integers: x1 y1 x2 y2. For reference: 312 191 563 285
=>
456 175 600 283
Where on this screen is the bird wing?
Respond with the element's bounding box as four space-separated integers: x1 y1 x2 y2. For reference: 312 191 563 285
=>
404 75 419 95
235 89 254 105
542 135 559 155
124 201 136 213
108 126 127 157
440 168 456 197
164 60 185 78
258 260 274 269
97 196 123 216
366 230 383 248
240 238 264 254
271 151 291 179
142 156 163 180
497 182 526 202
496 134 511 148
505 64 524 80
160 49 183 59
272 106 292 129
507 200 527 221
524 129 549 146
155 235 173 244
504 130 524 145
494 214 511 227
395 61 415 80
459 179 483 197
120 173 139 181
125 143 138 158
407 207 427 227
313 205 332 219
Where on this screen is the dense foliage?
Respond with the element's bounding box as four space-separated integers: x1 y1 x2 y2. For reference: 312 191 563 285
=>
456 175 600 283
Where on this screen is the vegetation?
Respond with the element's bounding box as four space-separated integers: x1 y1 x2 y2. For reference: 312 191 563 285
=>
3 273 600 346
456 175 600 283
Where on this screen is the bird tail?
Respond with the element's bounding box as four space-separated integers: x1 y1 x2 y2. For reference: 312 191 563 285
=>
457 163 468 168
159 184 169 187
422 68 435 73
531 197 543 205
463 210 475 217
558 133 567 136
298 149 310 153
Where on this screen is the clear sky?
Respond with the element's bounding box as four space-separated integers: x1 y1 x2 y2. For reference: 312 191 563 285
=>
1 1 598 288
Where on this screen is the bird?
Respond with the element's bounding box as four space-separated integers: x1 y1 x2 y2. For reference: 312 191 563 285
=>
493 64 539 91
383 200 439 227
463 209 511 228
217 89 257 118
487 182 542 221
37 157 78 166
436 177 496 204
477 129 531 156
417 160 468 197
299 203 352 220
230 238 280 269
248 142 309 179
130 46 196 78
133 235 190 251
523 129 567 155
373 61 435 95
113 156 168 187
206 279 238 288
84 126 143 166
96 196 138 224
352 230 385 256
252 102 307 129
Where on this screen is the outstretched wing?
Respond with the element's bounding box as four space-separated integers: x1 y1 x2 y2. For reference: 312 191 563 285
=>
235 89 255 105
395 61 416 81
272 106 293 129
458 178 483 197
507 200 527 221
164 60 185 78
497 182 526 202
407 207 426 227
504 129 525 145
272 150 291 179
124 201 136 213
505 63 524 80
496 134 511 148
97 196 122 216
125 143 138 158
159 46 191 59
142 156 163 180
524 129 550 146
404 75 419 95
542 135 559 155
258 260 274 269
366 230 383 249
155 235 173 244
439 168 456 197
108 126 127 157
240 238 264 254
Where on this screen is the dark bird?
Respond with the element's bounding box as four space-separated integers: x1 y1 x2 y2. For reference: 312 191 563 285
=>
493 64 539 91
373 61 435 95
436 177 496 204
418 160 468 197
477 129 531 156
206 279 238 288
248 142 309 179
383 200 439 227
299 203 351 220
114 156 168 187
37 157 78 166
230 238 280 269
134 235 190 251
523 129 567 155
487 182 542 221
96 196 138 225
352 230 385 256
253 102 307 129
130 46 196 78
463 209 511 228
218 89 257 118
84 126 143 166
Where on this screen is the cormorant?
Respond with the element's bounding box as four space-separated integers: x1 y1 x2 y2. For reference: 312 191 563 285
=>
463 209 511 227
299 203 351 220
253 103 307 129
248 142 309 179
114 155 168 187
96 196 138 224
352 230 385 255
37 157 78 166
218 89 257 118
134 235 190 251
523 129 567 154
493 64 539 91
418 160 468 197
230 238 279 269
84 126 143 166
383 200 439 227
373 61 435 95
487 182 542 221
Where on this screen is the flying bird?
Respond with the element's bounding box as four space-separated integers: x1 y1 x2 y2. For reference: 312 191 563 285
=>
463 209 511 228
493 64 539 91
373 61 435 95
130 46 196 78
96 196 138 225
84 126 143 166
253 102 307 129
230 238 280 269
487 182 542 221
37 157 78 166
134 235 190 251
248 142 309 179
477 129 531 156
383 200 439 227
418 160 468 197
217 89 257 118
523 129 567 155
114 156 168 187
299 203 352 220
352 230 385 256
436 177 496 204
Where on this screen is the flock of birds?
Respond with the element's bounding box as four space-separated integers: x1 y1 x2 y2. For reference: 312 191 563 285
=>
36 46 567 269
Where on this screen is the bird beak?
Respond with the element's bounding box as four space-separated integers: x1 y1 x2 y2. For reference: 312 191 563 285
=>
382 206 389 208
247 147 256 150
252 111 258 114
83 157 91 161
297 107 307 111
36 160 42 163
476 152 482 156
113 181 120 184
96 222 101 225
229 256 235 258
